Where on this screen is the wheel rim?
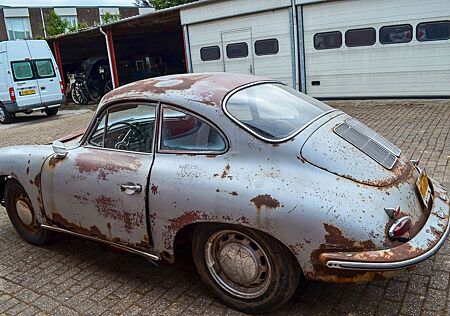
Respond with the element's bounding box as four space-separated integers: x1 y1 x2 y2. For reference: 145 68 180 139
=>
14 195 37 231
205 230 272 299
0 107 5 122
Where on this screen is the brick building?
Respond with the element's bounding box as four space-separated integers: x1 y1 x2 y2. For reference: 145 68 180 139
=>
0 6 154 41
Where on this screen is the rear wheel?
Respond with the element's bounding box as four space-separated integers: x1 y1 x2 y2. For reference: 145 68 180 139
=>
192 224 301 314
4 180 52 245
0 104 14 124
44 107 59 117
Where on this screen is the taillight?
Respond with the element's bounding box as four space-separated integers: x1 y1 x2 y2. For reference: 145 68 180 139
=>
9 87 15 101
60 81 65 94
388 216 411 240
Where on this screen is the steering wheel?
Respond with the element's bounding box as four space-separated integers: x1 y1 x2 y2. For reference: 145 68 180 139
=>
106 122 144 150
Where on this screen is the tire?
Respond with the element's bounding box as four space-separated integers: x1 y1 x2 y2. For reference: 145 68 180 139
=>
71 80 89 105
4 180 52 246
44 107 59 117
0 104 14 124
192 224 301 314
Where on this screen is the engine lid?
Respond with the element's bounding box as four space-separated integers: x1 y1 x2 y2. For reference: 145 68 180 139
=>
300 114 409 186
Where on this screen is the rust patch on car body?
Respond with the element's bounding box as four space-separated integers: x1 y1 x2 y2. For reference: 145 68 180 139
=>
251 194 281 209
34 173 41 189
52 212 108 240
221 164 231 179
48 156 63 169
151 184 158 195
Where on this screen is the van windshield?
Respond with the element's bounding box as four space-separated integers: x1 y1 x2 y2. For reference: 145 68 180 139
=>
11 61 33 81
225 83 333 141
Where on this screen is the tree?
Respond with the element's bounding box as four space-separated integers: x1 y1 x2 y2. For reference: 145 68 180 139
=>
134 0 198 10
101 12 122 24
45 11 69 36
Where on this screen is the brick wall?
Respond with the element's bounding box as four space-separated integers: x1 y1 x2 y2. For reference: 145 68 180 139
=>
0 9 7 41
76 7 100 27
29 8 45 39
119 7 139 19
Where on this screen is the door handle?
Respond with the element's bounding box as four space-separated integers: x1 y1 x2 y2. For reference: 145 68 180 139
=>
121 182 142 194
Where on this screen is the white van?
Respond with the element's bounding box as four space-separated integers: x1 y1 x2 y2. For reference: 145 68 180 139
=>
0 40 64 124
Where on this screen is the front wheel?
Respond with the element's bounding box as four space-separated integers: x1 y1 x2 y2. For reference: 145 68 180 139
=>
4 180 52 245
192 224 301 314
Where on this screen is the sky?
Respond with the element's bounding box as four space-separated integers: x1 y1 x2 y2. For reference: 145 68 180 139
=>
1 0 135 6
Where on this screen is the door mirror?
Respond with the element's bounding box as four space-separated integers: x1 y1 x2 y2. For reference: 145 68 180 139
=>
52 141 67 158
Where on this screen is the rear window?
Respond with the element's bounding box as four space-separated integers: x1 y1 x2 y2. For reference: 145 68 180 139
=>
11 61 33 81
35 59 55 78
225 83 333 141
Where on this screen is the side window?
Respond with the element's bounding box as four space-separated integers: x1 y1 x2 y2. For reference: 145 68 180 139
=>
379 24 413 44
89 103 156 153
314 31 342 50
160 107 226 153
345 28 376 47
11 61 34 81
200 46 221 61
255 38 279 56
34 59 55 78
226 42 249 59
417 21 450 42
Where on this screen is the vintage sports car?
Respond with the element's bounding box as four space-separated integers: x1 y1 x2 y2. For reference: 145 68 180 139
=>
0 73 448 313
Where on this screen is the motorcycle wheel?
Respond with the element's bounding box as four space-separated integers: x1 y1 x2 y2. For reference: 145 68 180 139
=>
71 81 89 105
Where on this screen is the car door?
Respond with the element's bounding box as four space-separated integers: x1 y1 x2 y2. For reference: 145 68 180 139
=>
40 102 157 249
10 60 42 107
148 104 230 252
33 59 61 105
221 28 254 75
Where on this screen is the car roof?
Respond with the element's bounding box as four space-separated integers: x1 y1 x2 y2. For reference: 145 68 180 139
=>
99 72 271 111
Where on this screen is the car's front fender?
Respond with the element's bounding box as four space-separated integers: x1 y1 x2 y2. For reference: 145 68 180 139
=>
0 145 54 223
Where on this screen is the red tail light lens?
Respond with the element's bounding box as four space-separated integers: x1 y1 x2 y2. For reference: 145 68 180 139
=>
60 81 65 94
9 87 15 101
388 216 411 240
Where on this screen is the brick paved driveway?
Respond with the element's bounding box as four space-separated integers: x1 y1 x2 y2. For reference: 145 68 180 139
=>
0 100 449 315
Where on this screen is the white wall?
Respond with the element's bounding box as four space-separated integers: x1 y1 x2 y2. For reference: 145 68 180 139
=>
188 8 294 86
303 0 450 97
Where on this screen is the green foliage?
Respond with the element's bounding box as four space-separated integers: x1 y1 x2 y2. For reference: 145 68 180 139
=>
101 12 122 24
45 11 69 36
67 20 88 33
134 0 197 10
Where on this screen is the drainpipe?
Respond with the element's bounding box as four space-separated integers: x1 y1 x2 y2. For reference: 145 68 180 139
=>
40 8 47 38
291 0 300 91
99 26 119 89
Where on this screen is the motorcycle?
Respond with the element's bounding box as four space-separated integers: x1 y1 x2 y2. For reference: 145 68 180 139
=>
67 57 113 105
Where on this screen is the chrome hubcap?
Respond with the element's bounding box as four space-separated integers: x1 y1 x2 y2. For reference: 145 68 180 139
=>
16 199 33 226
0 107 5 122
205 230 271 299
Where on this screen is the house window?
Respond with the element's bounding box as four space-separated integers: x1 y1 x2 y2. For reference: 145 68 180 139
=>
255 39 279 56
345 28 376 47
379 24 413 44
200 46 221 61
5 17 32 40
60 15 77 31
226 42 249 59
314 31 342 50
417 21 450 42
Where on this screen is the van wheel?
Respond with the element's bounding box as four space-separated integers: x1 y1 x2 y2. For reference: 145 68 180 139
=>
4 179 52 245
192 224 301 314
45 108 59 117
0 104 14 124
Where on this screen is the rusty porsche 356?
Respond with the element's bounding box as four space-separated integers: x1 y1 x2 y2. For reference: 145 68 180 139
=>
0 73 448 313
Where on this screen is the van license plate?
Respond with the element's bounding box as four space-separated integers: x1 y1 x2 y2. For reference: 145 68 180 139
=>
19 89 36 96
416 169 432 207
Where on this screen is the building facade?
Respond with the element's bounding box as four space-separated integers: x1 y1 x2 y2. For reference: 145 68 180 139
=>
0 6 154 41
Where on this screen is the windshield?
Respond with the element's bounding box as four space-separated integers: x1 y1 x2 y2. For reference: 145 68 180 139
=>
225 83 333 141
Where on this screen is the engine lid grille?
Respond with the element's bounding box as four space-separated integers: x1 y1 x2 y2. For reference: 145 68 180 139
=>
334 118 401 169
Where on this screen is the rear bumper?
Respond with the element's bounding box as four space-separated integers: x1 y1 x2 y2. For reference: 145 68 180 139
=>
4 97 65 113
319 179 449 271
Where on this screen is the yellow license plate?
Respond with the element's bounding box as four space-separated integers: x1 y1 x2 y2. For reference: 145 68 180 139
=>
19 89 36 96
416 169 432 207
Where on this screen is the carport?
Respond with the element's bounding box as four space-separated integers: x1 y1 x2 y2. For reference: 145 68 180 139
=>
47 7 187 90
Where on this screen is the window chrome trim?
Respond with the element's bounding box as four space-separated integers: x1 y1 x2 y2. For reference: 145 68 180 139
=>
157 103 229 155
222 81 338 144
